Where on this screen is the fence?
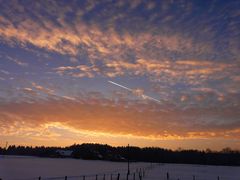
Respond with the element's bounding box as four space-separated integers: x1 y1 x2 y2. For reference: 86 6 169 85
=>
164 173 222 180
0 163 233 180
13 163 158 180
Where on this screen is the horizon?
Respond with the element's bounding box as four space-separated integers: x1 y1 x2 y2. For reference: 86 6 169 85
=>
0 0 240 151
1 142 240 152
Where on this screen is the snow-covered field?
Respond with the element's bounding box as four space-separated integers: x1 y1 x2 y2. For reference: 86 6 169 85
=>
0 156 239 180
144 163 240 180
0 156 147 180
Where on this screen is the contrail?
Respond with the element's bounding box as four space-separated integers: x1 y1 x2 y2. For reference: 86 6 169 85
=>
108 80 161 104
108 81 133 92
142 94 162 103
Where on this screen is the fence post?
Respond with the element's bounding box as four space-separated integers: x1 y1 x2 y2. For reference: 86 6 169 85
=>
133 173 135 180
65 176 68 180
143 169 145 177
38 176 41 180
103 174 105 180
167 172 169 180
117 173 120 180
127 172 129 180
217 176 220 180
96 174 98 180
193 175 195 180
83 175 85 180
110 174 112 180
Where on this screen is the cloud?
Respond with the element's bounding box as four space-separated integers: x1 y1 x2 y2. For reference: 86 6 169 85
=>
54 59 232 84
6 55 28 67
31 82 55 95
0 0 215 64
146 1 156 10
0 0 239 60
53 58 238 108
0 94 239 142
1 1 238 93
0 70 10 75
0 0 239 149
0 15 197 59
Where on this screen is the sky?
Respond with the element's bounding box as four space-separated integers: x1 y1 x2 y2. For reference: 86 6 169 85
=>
0 0 240 150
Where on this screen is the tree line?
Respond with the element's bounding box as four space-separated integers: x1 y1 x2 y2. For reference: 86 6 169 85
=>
1 143 239 166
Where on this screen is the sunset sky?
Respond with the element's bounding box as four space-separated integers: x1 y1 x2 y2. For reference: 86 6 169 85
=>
0 0 240 150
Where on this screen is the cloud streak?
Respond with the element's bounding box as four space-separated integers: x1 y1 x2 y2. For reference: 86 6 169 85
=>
108 80 162 103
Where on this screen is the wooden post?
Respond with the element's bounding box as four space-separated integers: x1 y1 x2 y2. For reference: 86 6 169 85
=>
143 169 145 177
167 172 169 180
217 176 220 180
38 176 41 180
65 176 67 180
96 174 98 180
133 173 135 180
83 175 85 180
117 173 120 180
103 174 105 180
193 175 195 180
127 173 129 180
139 173 142 180
110 174 112 180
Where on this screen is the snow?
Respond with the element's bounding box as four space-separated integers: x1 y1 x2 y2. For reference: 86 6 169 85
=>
144 163 240 180
0 156 146 180
0 156 240 180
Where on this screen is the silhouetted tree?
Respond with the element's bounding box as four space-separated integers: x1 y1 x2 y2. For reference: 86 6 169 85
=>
1 143 239 166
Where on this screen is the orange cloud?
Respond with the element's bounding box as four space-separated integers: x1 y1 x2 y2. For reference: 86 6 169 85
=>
31 82 55 95
0 97 239 142
0 13 201 60
54 59 231 87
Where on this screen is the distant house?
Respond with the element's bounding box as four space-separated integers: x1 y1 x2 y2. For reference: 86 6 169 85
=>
56 150 73 157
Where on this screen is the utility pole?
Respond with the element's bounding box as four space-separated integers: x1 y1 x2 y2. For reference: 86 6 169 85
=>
127 144 130 175
5 141 8 150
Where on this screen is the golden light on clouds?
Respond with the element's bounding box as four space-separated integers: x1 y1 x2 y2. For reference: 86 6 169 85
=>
0 0 239 150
